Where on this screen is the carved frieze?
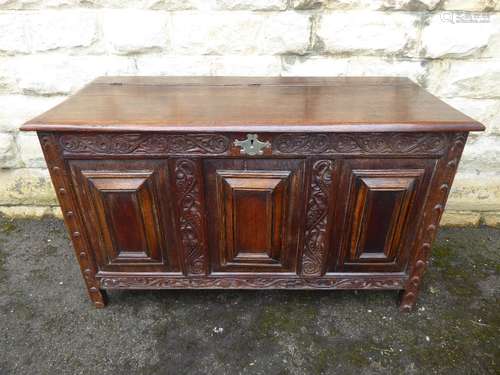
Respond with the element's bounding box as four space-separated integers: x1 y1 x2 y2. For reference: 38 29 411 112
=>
273 133 448 155
59 133 230 155
58 132 448 156
100 276 405 290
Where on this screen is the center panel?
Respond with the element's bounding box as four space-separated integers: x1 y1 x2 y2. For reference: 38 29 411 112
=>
360 189 401 255
204 159 304 274
221 171 289 266
102 190 149 259
233 190 273 257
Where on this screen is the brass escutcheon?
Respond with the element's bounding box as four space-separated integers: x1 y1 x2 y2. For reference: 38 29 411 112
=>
234 134 271 156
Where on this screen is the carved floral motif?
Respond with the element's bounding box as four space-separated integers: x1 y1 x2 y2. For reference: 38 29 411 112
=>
100 276 405 290
59 134 230 155
273 133 448 155
175 159 206 275
302 160 334 276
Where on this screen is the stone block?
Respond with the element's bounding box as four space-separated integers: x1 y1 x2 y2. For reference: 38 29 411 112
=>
0 11 97 53
0 95 66 132
421 12 492 58
170 11 310 55
317 11 419 56
441 210 481 226
101 10 169 54
441 0 496 11
426 59 500 99
447 172 500 212
482 212 500 227
0 132 18 168
1 55 136 95
282 56 426 83
0 168 57 206
16 132 45 168
214 0 287 10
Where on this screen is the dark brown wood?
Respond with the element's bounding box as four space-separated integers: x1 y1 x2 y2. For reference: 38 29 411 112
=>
204 159 304 273
22 77 484 311
333 159 434 273
399 132 468 312
37 133 108 307
68 159 180 273
21 76 484 133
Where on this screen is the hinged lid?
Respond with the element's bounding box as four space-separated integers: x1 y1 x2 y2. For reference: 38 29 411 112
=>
21 76 485 133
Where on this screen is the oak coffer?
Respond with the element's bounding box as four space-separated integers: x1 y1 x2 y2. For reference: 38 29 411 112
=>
21 76 485 311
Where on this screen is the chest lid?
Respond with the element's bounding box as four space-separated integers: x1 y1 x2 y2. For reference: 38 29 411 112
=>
21 76 484 133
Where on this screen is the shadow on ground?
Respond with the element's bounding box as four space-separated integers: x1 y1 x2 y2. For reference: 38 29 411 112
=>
0 215 498 375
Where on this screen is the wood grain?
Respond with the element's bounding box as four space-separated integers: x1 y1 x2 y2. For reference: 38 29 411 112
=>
22 76 484 133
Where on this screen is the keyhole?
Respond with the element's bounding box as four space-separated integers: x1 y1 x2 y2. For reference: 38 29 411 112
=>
250 139 254 147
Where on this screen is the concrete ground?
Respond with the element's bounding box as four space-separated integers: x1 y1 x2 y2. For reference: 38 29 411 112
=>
0 215 498 375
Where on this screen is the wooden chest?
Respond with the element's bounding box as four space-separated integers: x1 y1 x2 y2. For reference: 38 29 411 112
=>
21 77 484 311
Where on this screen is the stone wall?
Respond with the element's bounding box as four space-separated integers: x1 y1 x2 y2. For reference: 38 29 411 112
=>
0 0 499 226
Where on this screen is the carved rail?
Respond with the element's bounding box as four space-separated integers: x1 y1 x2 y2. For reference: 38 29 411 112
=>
59 133 231 155
57 132 450 156
100 275 406 290
273 133 449 155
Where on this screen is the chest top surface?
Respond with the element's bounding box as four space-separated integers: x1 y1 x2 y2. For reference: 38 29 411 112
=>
21 76 484 133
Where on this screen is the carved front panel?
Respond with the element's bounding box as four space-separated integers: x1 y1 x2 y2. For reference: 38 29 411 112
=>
69 160 179 273
334 159 435 273
204 159 305 273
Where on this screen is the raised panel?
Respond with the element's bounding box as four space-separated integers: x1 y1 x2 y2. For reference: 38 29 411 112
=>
204 159 304 273
333 160 434 273
348 174 419 263
218 170 290 268
86 172 161 264
69 160 179 273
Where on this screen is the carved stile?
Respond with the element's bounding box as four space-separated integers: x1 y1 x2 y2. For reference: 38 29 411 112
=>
302 160 335 276
400 133 468 311
38 133 107 307
174 159 207 275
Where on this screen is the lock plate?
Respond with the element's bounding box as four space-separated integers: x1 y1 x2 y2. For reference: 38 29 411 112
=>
234 134 271 156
